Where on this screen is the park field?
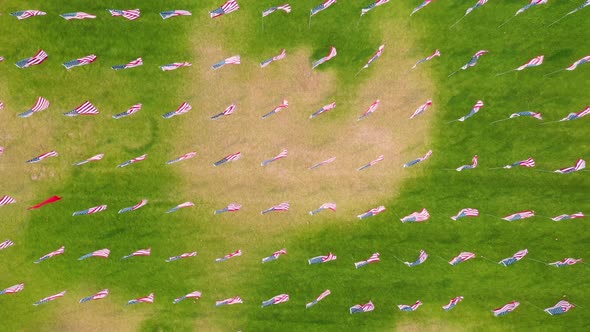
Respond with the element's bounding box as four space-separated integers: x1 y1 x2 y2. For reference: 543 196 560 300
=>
0 1 588 331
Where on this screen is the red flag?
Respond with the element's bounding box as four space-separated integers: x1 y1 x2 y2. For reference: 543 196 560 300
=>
28 196 62 210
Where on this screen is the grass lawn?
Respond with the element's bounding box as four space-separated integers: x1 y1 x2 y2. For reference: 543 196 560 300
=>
0 1 588 331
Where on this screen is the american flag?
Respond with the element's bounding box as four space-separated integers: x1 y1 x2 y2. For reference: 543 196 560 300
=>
502 210 535 221
117 154 147 168
549 258 583 267
0 239 15 250
361 45 385 70
462 50 489 70
492 301 520 316
262 294 290 307
211 104 237 120
112 103 142 119
78 248 110 260
215 249 242 263
456 155 479 171
33 291 66 306
545 300 575 315
499 249 528 266
357 154 384 171
554 159 586 174
26 151 58 163
401 208 430 223
166 251 197 262
410 100 433 119
566 55 590 71
410 0 434 16
306 289 331 309
73 153 104 166
10 10 46 20
162 102 192 119
404 150 433 168
166 202 195 214
111 57 143 70
516 55 544 71
451 208 480 220
216 296 243 306
173 291 202 304
262 99 289 119
262 4 292 17
358 99 381 121
398 301 423 311
405 249 428 267
15 50 48 68
64 100 99 116
0 283 24 295
515 0 548 16
449 252 476 265
443 296 465 311
79 289 109 303
160 10 192 20
18 96 50 118
510 111 543 120
213 152 241 166
560 106 590 121
118 199 149 214
72 205 108 216
160 62 192 71
121 248 151 260
311 0 338 16
350 301 375 314
362 0 390 16
412 49 440 69
35 246 65 263
260 49 287 68
214 203 242 215
312 46 337 69
108 9 141 20
465 0 489 16
127 293 154 305
261 149 288 166
357 205 386 219
63 54 97 70
309 157 336 170
0 195 17 207
354 252 380 268
504 157 535 169
60 12 96 20
166 152 197 165
262 249 287 263
212 55 241 70
308 252 337 264
551 212 584 221
457 100 484 122
309 202 337 215
210 0 240 18
261 202 290 214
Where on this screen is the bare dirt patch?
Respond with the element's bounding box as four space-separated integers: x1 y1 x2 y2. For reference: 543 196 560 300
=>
175 33 434 230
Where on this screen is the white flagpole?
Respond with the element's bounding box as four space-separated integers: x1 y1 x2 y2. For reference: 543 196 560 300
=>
450 14 467 29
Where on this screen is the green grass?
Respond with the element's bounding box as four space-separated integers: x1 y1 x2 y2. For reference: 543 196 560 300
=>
1 1 588 331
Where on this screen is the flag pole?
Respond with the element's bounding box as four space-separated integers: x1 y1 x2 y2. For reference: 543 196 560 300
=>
527 258 547 265
356 15 362 29
262 15 264 31
547 14 569 27
354 68 364 77
497 16 515 29
445 119 459 124
540 120 562 125
522 300 545 311
308 12 312 29
495 69 515 76
543 69 564 77
479 256 499 264
447 69 461 77
392 256 406 264
450 15 466 29
490 118 511 124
